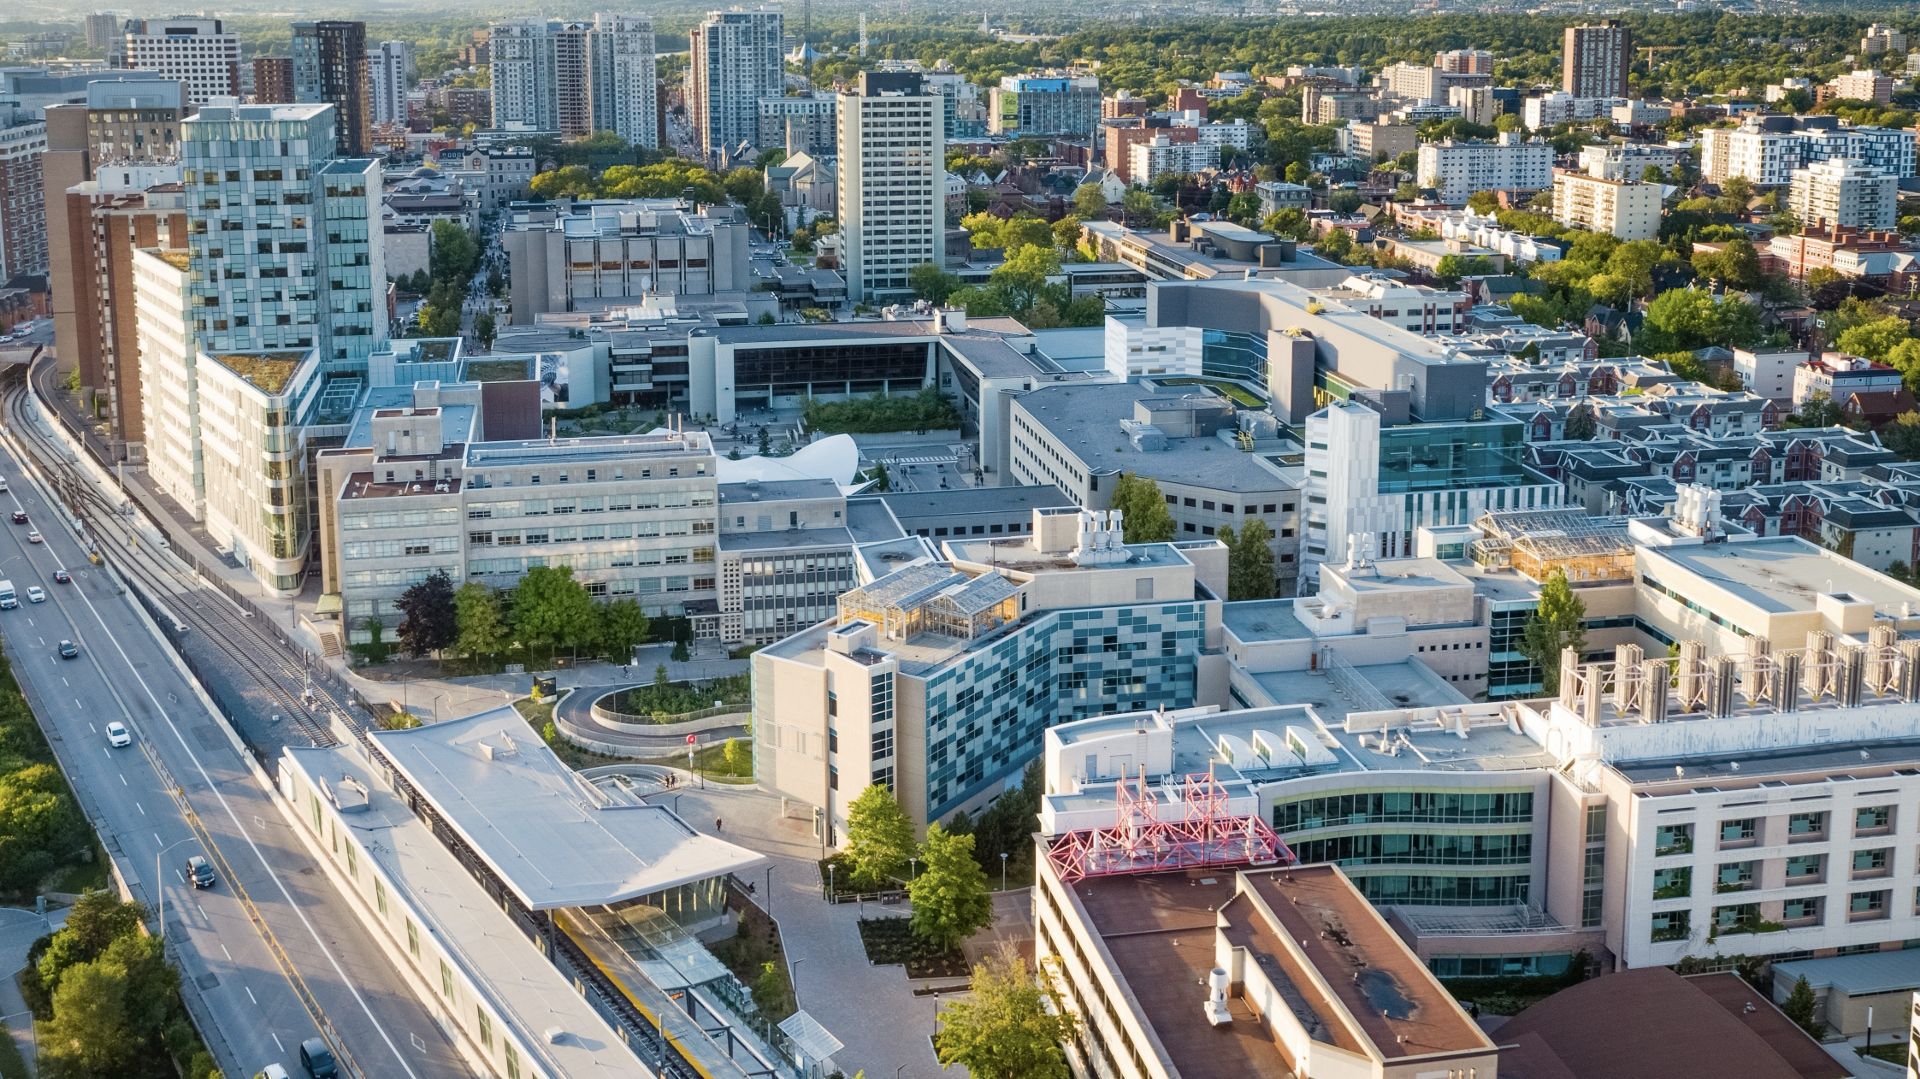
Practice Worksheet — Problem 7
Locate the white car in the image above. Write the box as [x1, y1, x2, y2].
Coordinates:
[26, 586, 43, 603]
[106, 722, 130, 747]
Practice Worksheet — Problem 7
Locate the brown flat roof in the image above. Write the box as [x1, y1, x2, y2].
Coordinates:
[1072, 864, 1489, 1079]
[1497, 967, 1842, 1079]
[1687, 973, 1849, 1079]
[1076, 868, 1296, 1079]
[1241, 867, 1488, 1058]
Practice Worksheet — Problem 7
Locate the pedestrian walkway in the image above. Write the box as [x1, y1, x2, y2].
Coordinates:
[0, 905, 65, 1076]
[646, 782, 965, 1079]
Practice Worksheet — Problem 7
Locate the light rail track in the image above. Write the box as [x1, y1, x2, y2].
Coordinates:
[2, 361, 354, 751]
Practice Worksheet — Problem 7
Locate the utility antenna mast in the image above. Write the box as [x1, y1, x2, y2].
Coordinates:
[859, 13, 868, 58]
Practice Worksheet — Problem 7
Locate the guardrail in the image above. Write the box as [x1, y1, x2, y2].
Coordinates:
[590, 693, 747, 727]
[145, 743, 370, 1079]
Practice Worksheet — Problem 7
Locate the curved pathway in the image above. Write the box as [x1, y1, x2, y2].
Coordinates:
[554, 682, 749, 753]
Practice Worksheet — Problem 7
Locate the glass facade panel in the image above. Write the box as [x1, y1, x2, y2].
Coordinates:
[1378, 421, 1534, 494]
[1200, 329, 1267, 389]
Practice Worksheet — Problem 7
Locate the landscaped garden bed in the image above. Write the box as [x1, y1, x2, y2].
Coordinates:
[857, 917, 971, 979]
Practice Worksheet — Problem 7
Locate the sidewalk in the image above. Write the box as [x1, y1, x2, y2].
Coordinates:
[646, 781, 964, 1079]
[0, 906, 65, 1076]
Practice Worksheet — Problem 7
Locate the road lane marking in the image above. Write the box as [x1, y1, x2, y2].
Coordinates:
[246, 986, 257, 1005]
[221, 944, 232, 960]
[136, 802, 144, 815]
[152, 832, 161, 847]
[118, 773, 125, 785]
[271, 1032, 283, 1052]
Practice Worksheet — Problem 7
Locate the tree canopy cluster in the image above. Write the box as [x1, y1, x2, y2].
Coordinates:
[22, 892, 221, 1079]
[376, 567, 672, 671]
[0, 649, 89, 897]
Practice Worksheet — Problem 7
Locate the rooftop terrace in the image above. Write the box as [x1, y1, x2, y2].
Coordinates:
[207, 350, 307, 395]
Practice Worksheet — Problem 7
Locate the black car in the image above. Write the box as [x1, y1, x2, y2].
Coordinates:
[299, 1037, 337, 1079]
[9, 511, 23, 524]
[185, 855, 214, 888]
[57, 640, 76, 659]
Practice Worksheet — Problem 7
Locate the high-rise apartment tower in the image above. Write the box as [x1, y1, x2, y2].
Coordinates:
[836, 71, 944, 304]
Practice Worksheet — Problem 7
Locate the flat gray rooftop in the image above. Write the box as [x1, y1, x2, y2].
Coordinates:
[1221, 598, 1311, 642]
[1015, 383, 1297, 495]
[717, 526, 854, 553]
[282, 742, 652, 1078]
[718, 477, 839, 504]
[1610, 735, 1920, 786]
[876, 483, 1075, 524]
[1642, 536, 1920, 618]
[371, 708, 763, 910]
[946, 536, 1189, 571]
[1772, 951, 1920, 996]
[844, 498, 905, 543]
[465, 434, 712, 469]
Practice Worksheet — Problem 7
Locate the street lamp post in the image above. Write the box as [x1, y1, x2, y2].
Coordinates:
[1000, 851, 1009, 892]
[828, 863, 836, 903]
[765, 865, 775, 917]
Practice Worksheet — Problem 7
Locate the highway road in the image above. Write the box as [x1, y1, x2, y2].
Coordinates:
[0, 383, 475, 1079]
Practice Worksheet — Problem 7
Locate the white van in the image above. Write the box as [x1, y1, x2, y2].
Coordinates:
[0, 580, 16, 609]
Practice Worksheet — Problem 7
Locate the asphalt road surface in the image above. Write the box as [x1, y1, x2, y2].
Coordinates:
[0, 418, 474, 1079]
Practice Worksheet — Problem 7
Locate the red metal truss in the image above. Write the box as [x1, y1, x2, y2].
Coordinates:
[1046, 771, 1293, 884]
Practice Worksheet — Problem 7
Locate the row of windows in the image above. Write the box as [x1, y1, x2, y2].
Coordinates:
[1274, 791, 1536, 832]
[1291, 831, 1532, 867]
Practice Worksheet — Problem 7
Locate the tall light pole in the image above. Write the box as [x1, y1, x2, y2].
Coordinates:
[764, 865, 775, 917]
[1000, 851, 1009, 892]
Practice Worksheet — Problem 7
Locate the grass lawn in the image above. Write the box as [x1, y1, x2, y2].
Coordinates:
[514, 697, 634, 770]
[46, 839, 109, 894]
[638, 738, 755, 782]
[857, 917, 971, 979]
[1859, 1042, 1906, 1065]
[1153, 377, 1266, 408]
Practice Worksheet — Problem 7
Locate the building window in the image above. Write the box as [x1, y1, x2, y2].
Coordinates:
[477, 1009, 491, 1050]
[872, 766, 895, 792]
[375, 879, 387, 916]
[440, 959, 455, 1000]
[1650, 910, 1689, 941]
[406, 918, 419, 959]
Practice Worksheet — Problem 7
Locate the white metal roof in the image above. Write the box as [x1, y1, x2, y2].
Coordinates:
[371, 707, 764, 910]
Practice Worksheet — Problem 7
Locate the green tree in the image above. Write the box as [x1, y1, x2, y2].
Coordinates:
[1316, 225, 1355, 262]
[908, 262, 961, 306]
[1466, 190, 1499, 214]
[1052, 214, 1085, 252]
[429, 220, 481, 284]
[474, 312, 497, 350]
[722, 737, 750, 776]
[1563, 403, 1598, 441]
[988, 244, 1061, 311]
[513, 565, 596, 662]
[1781, 975, 1822, 1039]
[909, 822, 994, 951]
[1788, 392, 1846, 429]
[599, 600, 650, 662]
[1109, 472, 1175, 543]
[453, 582, 508, 664]
[1836, 316, 1913, 363]
[38, 957, 136, 1079]
[844, 783, 916, 889]
[1519, 569, 1587, 695]
[1884, 412, 1920, 459]
[1218, 519, 1275, 601]
[1121, 187, 1156, 222]
[1073, 182, 1109, 219]
[932, 950, 1076, 1079]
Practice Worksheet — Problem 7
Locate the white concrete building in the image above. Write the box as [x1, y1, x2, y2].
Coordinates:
[488, 18, 561, 133]
[1790, 158, 1897, 231]
[133, 247, 201, 522]
[836, 71, 943, 304]
[122, 17, 241, 106]
[1522, 91, 1626, 131]
[1417, 132, 1553, 204]
[369, 40, 410, 126]
[1701, 126, 1801, 187]
[1552, 171, 1663, 241]
[688, 8, 784, 162]
[1128, 134, 1214, 188]
[587, 13, 659, 149]
[1580, 142, 1684, 181]
[1732, 347, 1808, 406]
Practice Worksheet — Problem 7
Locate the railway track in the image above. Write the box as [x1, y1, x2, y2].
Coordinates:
[1, 362, 351, 750]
